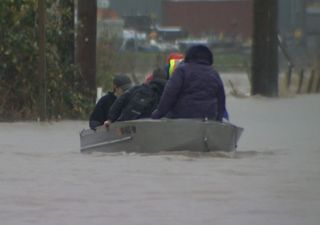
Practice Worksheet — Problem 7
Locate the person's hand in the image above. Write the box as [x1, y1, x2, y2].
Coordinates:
[103, 120, 111, 128]
[151, 109, 160, 119]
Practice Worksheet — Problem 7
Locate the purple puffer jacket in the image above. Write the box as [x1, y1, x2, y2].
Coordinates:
[151, 60, 226, 121]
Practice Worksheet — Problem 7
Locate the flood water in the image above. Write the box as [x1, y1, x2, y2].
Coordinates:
[1, 94, 320, 225]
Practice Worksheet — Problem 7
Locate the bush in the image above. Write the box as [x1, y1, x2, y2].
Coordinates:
[0, 0, 92, 120]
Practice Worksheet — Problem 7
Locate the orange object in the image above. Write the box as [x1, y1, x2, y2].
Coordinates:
[166, 52, 184, 63]
[167, 53, 184, 77]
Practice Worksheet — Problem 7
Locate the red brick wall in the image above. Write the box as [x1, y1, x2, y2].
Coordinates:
[163, 0, 253, 39]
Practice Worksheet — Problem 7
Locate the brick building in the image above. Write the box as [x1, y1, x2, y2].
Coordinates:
[162, 0, 253, 39]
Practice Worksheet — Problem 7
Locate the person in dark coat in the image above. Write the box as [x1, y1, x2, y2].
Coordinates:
[107, 68, 167, 123]
[151, 44, 227, 121]
[89, 74, 132, 129]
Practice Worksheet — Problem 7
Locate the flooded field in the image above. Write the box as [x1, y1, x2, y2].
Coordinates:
[1, 94, 320, 225]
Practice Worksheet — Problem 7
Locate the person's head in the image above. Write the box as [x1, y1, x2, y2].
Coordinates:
[152, 68, 167, 80]
[143, 68, 167, 84]
[166, 52, 184, 78]
[184, 44, 213, 65]
[143, 73, 153, 85]
[112, 74, 132, 97]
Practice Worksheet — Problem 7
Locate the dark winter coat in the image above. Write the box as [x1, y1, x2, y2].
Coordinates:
[89, 92, 116, 129]
[108, 79, 166, 122]
[151, 45, 226, 121]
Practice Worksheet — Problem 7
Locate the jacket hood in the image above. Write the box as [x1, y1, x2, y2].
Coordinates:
[184, 44, 213, 65]
[149, 79, 167, 95]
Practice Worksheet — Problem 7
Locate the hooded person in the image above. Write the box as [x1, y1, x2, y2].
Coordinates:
[147, 68, 167, 102]
[107, 68, 167, 123]
[89, 74, 132, 129]
[151, 44, 227, 121]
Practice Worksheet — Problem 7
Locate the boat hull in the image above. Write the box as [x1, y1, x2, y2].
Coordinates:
[80, 119, 243, 153]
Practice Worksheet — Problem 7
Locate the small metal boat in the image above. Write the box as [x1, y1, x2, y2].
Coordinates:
[80, 119, 243, 153]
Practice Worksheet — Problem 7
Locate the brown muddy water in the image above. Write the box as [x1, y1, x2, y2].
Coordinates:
[1, 94, 320, 225]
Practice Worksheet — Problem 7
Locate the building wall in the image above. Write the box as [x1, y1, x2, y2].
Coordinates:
[162, 0, 253, 38]
[109, 0, 163, 21]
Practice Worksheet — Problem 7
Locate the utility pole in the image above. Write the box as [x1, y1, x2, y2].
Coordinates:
[37, 0, 47, 120]
[76, 0, 97, 102]
[251, 0, 279, 97]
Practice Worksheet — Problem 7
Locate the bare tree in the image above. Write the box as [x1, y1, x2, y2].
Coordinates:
[251, 0, 278, 97]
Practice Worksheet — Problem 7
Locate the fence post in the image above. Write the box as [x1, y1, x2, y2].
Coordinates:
[297, 68, 304, 94]
[316, 71, 320, 93]
[307, 70, 315, 93]
[96, 87, 102, 103]
[287, 64, 293, 89]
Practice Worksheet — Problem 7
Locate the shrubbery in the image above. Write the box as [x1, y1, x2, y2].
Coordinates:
[0, 0, 92, 121]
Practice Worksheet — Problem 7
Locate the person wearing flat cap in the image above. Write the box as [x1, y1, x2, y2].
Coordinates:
[89, 74, 132, 130]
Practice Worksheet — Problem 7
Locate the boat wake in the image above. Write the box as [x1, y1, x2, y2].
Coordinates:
[84, 149, 279, 160]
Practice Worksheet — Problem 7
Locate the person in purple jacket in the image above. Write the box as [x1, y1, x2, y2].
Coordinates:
[151, 44, 227, 121]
